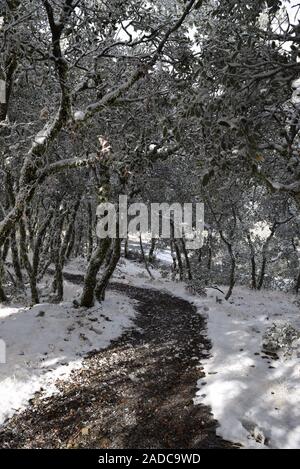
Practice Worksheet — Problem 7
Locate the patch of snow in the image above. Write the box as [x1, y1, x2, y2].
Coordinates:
[194, 287, 300, 449]
[34, 131, 47, 146]
[156, 249, 173, 264]
[73, 110, 85, 121]
[0, 280, 136, 425]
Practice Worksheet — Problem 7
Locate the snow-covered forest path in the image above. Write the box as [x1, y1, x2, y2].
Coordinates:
[0, 278, 236, 449]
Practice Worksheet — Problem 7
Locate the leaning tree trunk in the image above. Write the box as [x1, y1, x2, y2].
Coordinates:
[65, 228, 75, 260]
[80, 238, 111, 307]
[95, 237, 121, 302]
[104, 243, 113, 267]
[80, 158, 113, 307]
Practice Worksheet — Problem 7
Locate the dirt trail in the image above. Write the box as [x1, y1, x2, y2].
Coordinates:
[0, 280, 237, 449]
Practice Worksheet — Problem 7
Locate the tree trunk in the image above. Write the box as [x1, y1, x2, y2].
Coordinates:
[80, 238, 111, 307]
[30, 212, 53, 303]
[124, 237, 129, 258]
[65, 228, 75, 260]
[180, 237, 192, 280]
[170, 220, 183, 280]
[2, 237, 10, 263]
[61, 198, 81, 264]
[139, 234, 154, 279]
[148, 238, 157, 263]
[104, 244, 113, 267]
[257, 257, 267, 291]
[207, 232, 212, 270]
[219, 228, 235, 301]
[10, 229, 23, 285]
[174, 240, 183, 280]
[257, 224, 276, 290]
[170, 240, 177, 271]
[95, 237, 121, 302]
[51, 212, 66, 301]
[225, 243, 236, 301]
[198, 247, 202, 264]
[87, 201, 94, 261]
[81, 159, 112, 307]
[0, 256, 7, 302]
[247, 232, 257, 289]
[19, 218, 40, 303]
[295, 270, 300, 294]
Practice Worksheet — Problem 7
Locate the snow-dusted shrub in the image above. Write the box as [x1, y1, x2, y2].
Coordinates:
[262, 322, 300, 358]
[264, 276, 295, 293]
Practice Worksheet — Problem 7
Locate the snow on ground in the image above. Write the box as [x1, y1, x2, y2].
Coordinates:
[194, 287, 300, 449]
[0, 279, 136, 425]
[124, 238, 173, 265]
[3, 250, 299, 448]
[155, 249, 173, 264]
[113, 257, 300, 449]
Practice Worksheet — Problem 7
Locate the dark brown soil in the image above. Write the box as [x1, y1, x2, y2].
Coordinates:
[0, 282, 237, 449]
